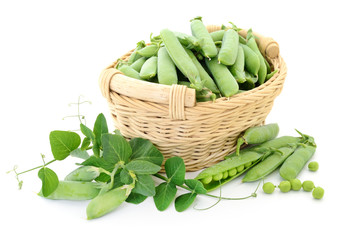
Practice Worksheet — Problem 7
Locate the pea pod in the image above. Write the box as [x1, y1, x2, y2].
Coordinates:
[86, 185, 131, 220]
[118, 65, 142, 80]
[157, 47, 178, 85]
[184, 48, 220, 93]
[210, 30, 225, 42]
[246, 29, 267, 85]
[130, 57, 146, 72]
[64, 166, 101, 182]
[229, 45, 246, 83]
[160, 28, 203, 91]
[190, 17, 217, 58]
[243, 146, 297, 182]
[236, 123, 279, 155]
[279, 144, 317, 180]
[38, 181, 102, 200]
[136, 44, 159, 57]
[240, 43, 260, 77]
[174, 31, 200, 50]
[178, 81, 216, 102]
[205, 56, 239, 97]
[127, 40, 145, 65]
[139, 56, 157, 80]
[195, 150, 264, 191]
[218, 29, 239, 66]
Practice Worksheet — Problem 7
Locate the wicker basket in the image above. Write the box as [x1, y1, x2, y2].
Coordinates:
[98, 25, 287, 172]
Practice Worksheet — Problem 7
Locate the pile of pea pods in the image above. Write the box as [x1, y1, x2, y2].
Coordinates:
[116, 16, 278, 102]
[194, 123, 324, 199]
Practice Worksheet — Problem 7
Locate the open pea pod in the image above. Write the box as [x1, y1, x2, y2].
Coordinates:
[195, 150, 264, 192]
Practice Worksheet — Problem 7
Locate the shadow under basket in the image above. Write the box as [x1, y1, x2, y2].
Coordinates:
[98, 25, 287, 172]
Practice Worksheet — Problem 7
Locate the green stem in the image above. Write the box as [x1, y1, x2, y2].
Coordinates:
[17, 159, 57, 176]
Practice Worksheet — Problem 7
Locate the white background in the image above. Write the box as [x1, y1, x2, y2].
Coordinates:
[1, 0, 342, 239]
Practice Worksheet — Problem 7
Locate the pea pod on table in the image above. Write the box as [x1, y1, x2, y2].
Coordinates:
[64, 166, 101, 182]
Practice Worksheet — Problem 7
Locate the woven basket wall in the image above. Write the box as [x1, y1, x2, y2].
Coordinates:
[99, 25, 287, 172]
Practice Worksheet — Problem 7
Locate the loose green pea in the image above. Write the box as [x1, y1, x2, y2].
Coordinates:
[302, 180, 315, 192]
[278, 181, 291, 193]
[228, 168, 237, 177]
[237, 165, 245, 172]
[290, 179, 302, 191]
[202, 176, 212, 185]
[312, 187, 324, 199]
[213, 172, 223, 181]
[263, 182, 275, 194]
[308, 161, 319, 172]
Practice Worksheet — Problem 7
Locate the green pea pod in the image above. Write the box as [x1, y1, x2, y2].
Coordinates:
[243, 146, 297, 182]
[139, 56, 158, 80]
[279, 144, 317, 180]
[174, 31, 200, 50]
[229, 45, 246, 83]
[266, 69, 278, 81]
[178, 81, 216, 102]
[244, 71, 258, 83]
[184, 48, 220, 93]
[205, 56, 239, 97]
[38, 181, 102, 200]
[118, 65, 142, 80]
[246, 29, 267, 85]
[160, 28, 203, 91]
[130, 57, 146, 72]
[157, 47, 178, 85]
[240, 43, 260, 77]
[218, 29, 239, 66]
[195, 150, 264, 191]
[86, 185, 131, 220]
[137, 44, 159, 57]
[264, 57, 271, 74]
[190, 17, 218, 58]
[64, 166, 101, 182]
[127, 40, 146, 65]
[258, 136, 301, 149]
[236, 123, 280, 155]
[210, 30, 225, 42]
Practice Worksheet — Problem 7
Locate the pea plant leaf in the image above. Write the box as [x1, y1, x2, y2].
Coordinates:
[153, 182, 177, 211]
[174, 193, 197, 212]
[80, 123, 95, 142]
[165, 156, 186, 186]
[93, 113, 108, 147]
[120, 168, 133, 184]
[38, 167, 59, 197]
[70, 148, 90, 160]
[184, 179, 207, 194]
[102, 133, 132, 165]
[132, 174, 156, 197]
[125, 160, 161, 175]
[129, 138, 164, 166]
[80, 137, 91, 151]
[49, 130, 81, 160]
[126, 192, 148, 205]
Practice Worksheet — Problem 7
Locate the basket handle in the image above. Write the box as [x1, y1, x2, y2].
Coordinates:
[99, 67, 196, 119]
[206, 25, 279, 59]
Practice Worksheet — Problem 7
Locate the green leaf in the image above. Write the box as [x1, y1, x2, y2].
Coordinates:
[93, 113, 108, 147]
[38, 167, 59, 197]
[184, 179, 207, 194]
[49, 131, 81, 160]
[80, 123, 95, 142]
[175, 193, 197, 212]
[153, 182, 177, 211]
[81, 155, 113, 172]
[126, 192, 148, 204]
[80, 137, 91, 151]
[92, 143, 100, 157]
[120, 168, 133, 184]
[132, 174, 156, 197]
[165, 156, 186, 186]
[70, 148, 90, 160]
[125, 160, 161, 174]
[129, 138, 164, 166]
[102, 133, 132, 165]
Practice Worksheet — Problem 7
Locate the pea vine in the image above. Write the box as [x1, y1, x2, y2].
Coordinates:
[9, 99, 259, 219]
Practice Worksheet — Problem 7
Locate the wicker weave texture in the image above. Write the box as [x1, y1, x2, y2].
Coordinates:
[99, 26, 287, 172]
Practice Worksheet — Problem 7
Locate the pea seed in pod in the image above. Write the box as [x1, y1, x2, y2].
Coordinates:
[312, 187, 324, 199]
[205, 56, 239, 97]
[278, 181, 291, 193]
[228, 168, 237, 177]
[308, 161, 319, 172]
[139, 56, 158, 80]
[263, 182, 275, 194]
[302, 180, 315, 192]
[213, 172, 223, 181]
[202, 176, 212, 185]
[290, 179, 302, 191]
[157, 47, 178, 85]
